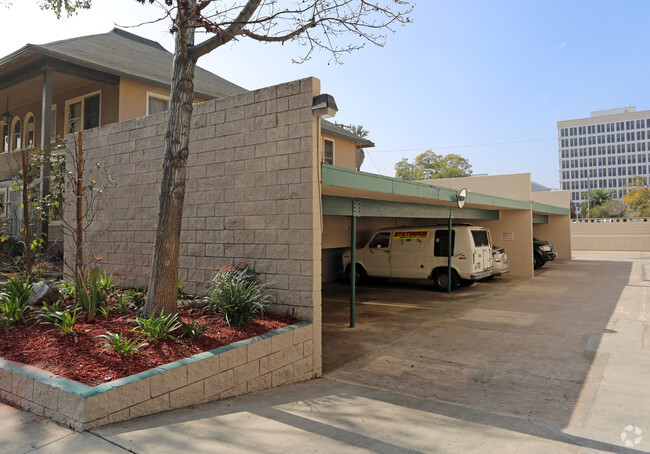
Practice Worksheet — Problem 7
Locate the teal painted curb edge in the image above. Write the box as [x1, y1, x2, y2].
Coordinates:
[0, 321, 311, 399]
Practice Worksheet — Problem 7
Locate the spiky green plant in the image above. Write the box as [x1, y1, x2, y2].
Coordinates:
[204, 266, 271, 327]
[133, 311, 182, 342]
[74, 267, 104, 322]
[98, 332, 147, 356]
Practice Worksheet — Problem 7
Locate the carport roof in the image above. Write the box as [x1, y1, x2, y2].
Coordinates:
[321, 165, 570, 216]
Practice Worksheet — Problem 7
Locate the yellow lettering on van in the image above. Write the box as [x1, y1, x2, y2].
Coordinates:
[393, 231, 429, 240]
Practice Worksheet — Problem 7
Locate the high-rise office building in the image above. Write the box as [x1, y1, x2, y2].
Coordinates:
[557, 106, 650, 205]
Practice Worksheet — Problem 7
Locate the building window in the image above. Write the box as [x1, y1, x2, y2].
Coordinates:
[24, 113, 35, 146]
[65, 92, 101, 133]
[146, 93, 170, 115]
[11, 117, 21, 150]
[324, 139, 334, 165]
[1, 122, 8, 153]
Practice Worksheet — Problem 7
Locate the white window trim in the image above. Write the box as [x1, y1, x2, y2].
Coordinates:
[0, 120, 8, 154]
[146, 92, 170, 115]
[24, 112, 35, 147]
[64, 90, 102, 134]
[324, 138, 335, 165]
[10, 116, 22, 151]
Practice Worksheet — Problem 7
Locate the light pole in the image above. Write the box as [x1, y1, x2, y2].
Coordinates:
[587, 170, 591, 219]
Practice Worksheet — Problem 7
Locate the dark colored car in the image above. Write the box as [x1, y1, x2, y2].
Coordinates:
[533, 238, 556, 268]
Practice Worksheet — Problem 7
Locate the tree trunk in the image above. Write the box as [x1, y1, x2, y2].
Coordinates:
[143, 11, 197, 317]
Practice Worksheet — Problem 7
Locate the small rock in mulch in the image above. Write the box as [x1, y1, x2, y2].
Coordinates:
[27, 280, 60, 306]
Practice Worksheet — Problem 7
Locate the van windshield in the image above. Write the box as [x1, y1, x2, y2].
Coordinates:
[471, 230, 489, 247]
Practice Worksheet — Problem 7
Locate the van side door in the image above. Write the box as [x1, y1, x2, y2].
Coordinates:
[364, 231, 391, 278]
[391, 230, 434, 279]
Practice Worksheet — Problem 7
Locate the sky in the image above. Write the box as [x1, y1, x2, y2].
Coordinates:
[2, 1, 650, 189]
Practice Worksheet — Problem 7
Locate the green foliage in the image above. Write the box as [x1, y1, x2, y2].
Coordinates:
[395, 150, 472, 181]
[98, 270, 115, 300]
[204, 266, 271, 327]
[579, 189, 617, 217]
[178, 317, 210, 339]
[177, 274, 186, 300]
[57, 281, 76, 300]
[98, 332, 147, 356]
[623, 176, 650, 217]
[133, 311, 182, 342]
[0, 277, 32, 331]
[74, 267, 103, 322]
[119, 287, 146, 312]
[98, 305, 110, 320]
[38, 0, 92, 19]
[34, 302, 79, 338]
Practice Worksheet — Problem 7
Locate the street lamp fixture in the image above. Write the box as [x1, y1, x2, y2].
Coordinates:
[1, 95, 12, 124]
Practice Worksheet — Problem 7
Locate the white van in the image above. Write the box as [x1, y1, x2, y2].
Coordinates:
[342, 224, 493, 290]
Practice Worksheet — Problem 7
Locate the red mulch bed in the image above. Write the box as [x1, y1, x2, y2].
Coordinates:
[0, 302, 299, 386]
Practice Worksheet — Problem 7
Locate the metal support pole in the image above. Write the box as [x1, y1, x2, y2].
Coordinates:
[350, 214, 356, 328]
[447, 209, 453, 294]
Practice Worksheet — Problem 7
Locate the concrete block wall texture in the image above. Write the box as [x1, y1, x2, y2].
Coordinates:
[571, 218, 650, 251]
[0, 322, 312, 431]
[64, 77, 323, 374]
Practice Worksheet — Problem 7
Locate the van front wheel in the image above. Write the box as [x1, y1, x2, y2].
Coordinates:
[346, 265, 367, 285]
[433, 269, 458, 291]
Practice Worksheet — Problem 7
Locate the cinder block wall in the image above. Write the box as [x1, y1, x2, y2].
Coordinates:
[571, 218, 650, 251]
[63, 78, 322, 363]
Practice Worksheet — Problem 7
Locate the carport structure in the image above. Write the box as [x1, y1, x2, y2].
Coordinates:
[320, 167, 571, 288]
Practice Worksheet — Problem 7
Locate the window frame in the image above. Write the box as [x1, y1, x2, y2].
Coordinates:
[146, 92, 170, 115]
[10, 116, 22, 151]
[324, 138, 335, 165]
[64, 90, 102, 134]
[24, 112, 35, 147]
[0, 120, 8, 153]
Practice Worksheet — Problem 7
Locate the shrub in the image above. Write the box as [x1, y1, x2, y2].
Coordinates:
[98, 332, 147, 356]
[204, 266, 271, 327]
[120, 286, 146, 311]
[98, 270, 115, 301]
[178, 317, 210, 339]
[133, 311, 182, 342]
[34, 301, 79, 338]
[0, 277, 33, 331]
[74, 268, 104, 322]
[57, 281, 76, 300]
[177, 274, 186, 300]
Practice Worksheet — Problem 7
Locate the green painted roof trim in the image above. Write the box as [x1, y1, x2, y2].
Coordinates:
[322, 165, 531, 211]
[322, 195, 499, 220]
[532, 202, 570, 215]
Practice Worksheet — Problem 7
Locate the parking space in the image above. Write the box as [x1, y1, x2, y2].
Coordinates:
[321, 256, 636, 429]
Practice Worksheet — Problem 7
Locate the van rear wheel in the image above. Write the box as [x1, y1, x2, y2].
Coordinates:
[433, 269, 458, 291]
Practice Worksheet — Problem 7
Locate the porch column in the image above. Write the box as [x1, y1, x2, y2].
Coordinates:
[40, 67, 53, 252]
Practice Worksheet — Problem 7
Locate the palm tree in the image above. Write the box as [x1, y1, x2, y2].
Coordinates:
[579, 188, 616, 218]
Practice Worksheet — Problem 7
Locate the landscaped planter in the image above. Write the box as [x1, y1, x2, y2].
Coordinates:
[0, 321, 313, 431]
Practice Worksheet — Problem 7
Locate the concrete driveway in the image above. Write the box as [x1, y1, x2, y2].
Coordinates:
[322, 251, 650, 452]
